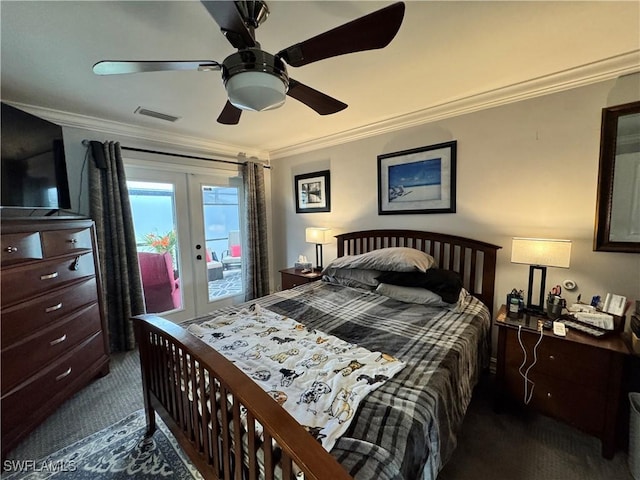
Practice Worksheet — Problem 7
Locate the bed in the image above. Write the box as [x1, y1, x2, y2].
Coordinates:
[133, 229, 501, 480]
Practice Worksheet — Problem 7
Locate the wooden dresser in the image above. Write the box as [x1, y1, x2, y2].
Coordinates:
[494, 305, 631, 458]
[1, 217, 109, 458]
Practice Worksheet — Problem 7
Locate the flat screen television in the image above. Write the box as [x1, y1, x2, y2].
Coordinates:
[1, 102, 71, 210]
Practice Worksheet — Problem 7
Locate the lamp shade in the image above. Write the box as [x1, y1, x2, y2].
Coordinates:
[511, 238, 571, 268]
[305, 227, 333, 244]
[226, 71, 286, 111]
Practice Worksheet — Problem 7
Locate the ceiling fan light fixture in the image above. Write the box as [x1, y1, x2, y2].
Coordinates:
[222, 49, 288, 112]
[226, 71, 286, 111]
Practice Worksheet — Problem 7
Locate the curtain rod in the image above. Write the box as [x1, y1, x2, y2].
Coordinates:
[82, 141, 270, 169]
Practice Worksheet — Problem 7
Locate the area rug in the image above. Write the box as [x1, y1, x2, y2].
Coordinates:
[2, 410, 202, 480]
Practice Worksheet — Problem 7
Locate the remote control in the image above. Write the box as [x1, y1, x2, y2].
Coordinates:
[552, 321, 567, 337]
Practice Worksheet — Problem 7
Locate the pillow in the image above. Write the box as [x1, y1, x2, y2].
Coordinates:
[375, 283, 447, 305]
[376, 268, 463, 304]
[322, 267, 382, 290]
[324, 247, 436, 273]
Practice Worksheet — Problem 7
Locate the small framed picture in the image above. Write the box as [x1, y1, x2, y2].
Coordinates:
[295, 170, 331, 213]
[378, 141, 457, 215]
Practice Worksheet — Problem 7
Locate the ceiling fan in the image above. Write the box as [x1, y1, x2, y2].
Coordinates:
[92, 1, 405, 125]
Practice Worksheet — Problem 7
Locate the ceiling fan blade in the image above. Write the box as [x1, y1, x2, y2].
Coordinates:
[201, 1, 257, 49]
[93, 61, 221, 75]
[277, 2, 405, 68]
[287, 79, 347, 115]
[217, 101, 243, 125]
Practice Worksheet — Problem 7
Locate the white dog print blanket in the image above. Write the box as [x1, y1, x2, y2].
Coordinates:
[187, 304, 405, 452]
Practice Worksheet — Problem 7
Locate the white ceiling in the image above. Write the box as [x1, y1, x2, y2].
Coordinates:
[2, 1, 639, 160]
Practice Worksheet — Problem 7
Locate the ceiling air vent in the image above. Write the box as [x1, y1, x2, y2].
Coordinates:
[134, 106, 180, 123]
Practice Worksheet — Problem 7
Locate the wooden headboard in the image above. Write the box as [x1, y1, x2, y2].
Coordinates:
[336, 229, 502, 315]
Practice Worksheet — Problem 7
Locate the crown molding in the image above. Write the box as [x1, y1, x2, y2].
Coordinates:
[7, 102, 270, 161]
[269, 51, 640, 159]
[8, 51, 639, 162]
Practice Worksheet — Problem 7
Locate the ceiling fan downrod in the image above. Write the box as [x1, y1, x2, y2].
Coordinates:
[235, 0, 269, 29]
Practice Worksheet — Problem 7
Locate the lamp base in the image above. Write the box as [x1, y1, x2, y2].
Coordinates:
[315, 243, 324, 272]
[526, 265, 547, 315]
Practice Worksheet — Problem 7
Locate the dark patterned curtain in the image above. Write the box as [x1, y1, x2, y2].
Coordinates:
[242, 161, 270, 300]
[89, 141, 145, 352]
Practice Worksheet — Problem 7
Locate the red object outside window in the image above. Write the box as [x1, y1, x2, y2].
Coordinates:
[230, 245, 241, 257]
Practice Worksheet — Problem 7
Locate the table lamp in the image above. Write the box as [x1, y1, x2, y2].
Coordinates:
[305, 227, 332, 271]
[511, 237, 572, 313]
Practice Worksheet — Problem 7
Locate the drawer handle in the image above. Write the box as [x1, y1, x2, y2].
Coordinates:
[547, 392, 552, 398]
[40, 272, 59, 280]
[55, 367, 72, 381]
[49, 334, 67, 346]
[45, 302, 63, 313]
[549, 355, 555, 361]
[67, 238, 78, 244]
[5, 246, 18, 253]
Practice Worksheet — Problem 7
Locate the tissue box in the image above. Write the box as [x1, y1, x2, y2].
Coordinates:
[294, 262, 312, 271]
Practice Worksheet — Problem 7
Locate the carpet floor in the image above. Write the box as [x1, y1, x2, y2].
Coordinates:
[438, 377, 633, 480]
[4, 351, 634, 479]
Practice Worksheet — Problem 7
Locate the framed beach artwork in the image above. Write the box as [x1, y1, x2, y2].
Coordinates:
[295, 170, 331, 213]
[377, 141, 457, 215]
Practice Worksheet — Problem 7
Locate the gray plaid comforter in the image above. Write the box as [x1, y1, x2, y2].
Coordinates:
[195, 281, 490, 480]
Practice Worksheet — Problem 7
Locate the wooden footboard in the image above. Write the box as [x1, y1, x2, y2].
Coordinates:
[133, 314, 353, 480]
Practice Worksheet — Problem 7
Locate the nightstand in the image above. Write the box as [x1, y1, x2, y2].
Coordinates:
[279, 268, 322, 290]
[494, 305, 632, 458]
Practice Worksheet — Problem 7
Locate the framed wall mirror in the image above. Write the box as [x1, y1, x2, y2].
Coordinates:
[594, 100, 640, 253]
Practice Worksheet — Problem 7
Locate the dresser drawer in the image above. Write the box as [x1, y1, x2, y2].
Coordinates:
[1, 277, 99, 348]
[504, 367, 606, 435]
[504, 329, 610, 389]
[41, 228, 93, 257]
[1, 332, 106, 437]
[1, 252, 96, 307]
[1, 303, 102, 391]
[1, 232, 43, 266]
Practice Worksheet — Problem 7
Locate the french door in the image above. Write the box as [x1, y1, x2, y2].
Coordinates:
[125, 165, 244, 323]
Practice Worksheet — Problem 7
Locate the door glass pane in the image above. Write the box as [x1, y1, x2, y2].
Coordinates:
[128, 181, 182, 313]
[202, 185, 243, 301]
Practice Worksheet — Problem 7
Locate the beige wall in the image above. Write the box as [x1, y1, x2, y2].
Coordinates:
[270, 76, 640, 322]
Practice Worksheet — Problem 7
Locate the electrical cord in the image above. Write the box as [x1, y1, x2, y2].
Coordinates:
[517, 324, 544, 405]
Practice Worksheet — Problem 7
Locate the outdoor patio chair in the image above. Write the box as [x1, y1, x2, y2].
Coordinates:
[138, 251, 180, 313]
[206, 249, 223, 281]
[221, 230, 242, 270]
